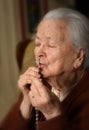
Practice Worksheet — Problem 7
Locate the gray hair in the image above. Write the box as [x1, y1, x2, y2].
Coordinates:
[42, 8, 89, 70]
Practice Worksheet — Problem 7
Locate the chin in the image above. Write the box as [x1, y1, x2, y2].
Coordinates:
[41, 71, 49, 78]
[41, 68, 54, 78]
[42, 72, 53, 79]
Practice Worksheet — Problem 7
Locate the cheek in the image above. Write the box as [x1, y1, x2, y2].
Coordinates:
[46, 50, 74, 76]
[50, 58, 64, 73]
[43, 53, 64, 77]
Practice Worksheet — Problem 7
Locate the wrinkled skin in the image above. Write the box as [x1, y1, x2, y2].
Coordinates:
[18, 18, 85, 120]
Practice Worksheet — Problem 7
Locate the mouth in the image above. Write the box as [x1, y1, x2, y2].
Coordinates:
[36, 59, 47, 69]
[38, 63, 44, 68]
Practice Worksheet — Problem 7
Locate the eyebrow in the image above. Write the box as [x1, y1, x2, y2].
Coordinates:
[36, 35, 51, 41]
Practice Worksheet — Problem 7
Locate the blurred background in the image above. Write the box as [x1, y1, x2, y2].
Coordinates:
[0, 0, 89, 123]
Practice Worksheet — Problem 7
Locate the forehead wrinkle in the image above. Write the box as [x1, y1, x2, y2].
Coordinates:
[36, 19, 69, 43]
[36, 34, 51, 45]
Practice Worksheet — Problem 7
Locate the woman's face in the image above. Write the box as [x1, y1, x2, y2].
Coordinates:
[34, 19, 77, 78]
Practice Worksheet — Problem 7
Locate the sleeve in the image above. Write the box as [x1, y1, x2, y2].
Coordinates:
[0, 93, 35, 130]
[38, 93, 89, 130]
[39, 115, 67, 130]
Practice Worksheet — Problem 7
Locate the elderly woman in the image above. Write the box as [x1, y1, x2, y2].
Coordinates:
[1, 8, 89, 130]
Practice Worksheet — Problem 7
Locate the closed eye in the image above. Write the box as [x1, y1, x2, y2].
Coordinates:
[47, 44, 57, 48]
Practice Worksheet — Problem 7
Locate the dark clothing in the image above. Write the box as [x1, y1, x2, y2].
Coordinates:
[0, 70, 89, 130]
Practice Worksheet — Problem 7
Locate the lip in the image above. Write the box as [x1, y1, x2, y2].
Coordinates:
[39, 63, 45, 68]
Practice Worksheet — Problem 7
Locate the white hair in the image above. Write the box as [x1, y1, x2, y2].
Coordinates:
[42, 8, 89, 70]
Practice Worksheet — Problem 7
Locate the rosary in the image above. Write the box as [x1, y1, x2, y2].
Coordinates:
[35, 108, 39, 130]
[35, 59, 40, 130]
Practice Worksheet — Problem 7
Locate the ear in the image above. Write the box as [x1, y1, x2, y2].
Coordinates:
[73, 48, 85, 70]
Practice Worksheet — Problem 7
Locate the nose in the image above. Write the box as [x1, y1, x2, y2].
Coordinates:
[36, 45, 46, 59]
[38, 49, 45, 58]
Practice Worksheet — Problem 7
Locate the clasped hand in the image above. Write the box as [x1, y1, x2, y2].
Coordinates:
[18, 67, 61, 120]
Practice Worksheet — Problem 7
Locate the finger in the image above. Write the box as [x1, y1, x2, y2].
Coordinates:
[31, 76, 50, 98]
[18, 75, 32, 93]
[29, 90, 37, 107]
[25, 67, 41, 78]
[30, 83, 41, 97]
[18, 75, 31, 87]
[18, 67, 40, 89]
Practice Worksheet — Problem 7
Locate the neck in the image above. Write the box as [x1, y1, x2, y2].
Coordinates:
[46, 70, 85, 101]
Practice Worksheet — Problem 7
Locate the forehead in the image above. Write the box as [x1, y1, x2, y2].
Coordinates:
[36, 18, 69, 41]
